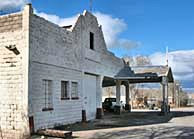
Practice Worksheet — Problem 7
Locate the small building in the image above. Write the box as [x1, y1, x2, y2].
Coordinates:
[103, 65, 174, 108]
[0, 4, 174, 139]
[0, 4, 124, 138]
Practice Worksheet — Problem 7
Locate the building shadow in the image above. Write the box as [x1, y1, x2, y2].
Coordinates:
[54, 110, 194, 132]
[91, 126, 194, 139]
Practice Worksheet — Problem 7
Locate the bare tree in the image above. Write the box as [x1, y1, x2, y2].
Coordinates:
[135, 56, 152, 66]
[179, 89, 189, 106]
[123, 55, 151, 66]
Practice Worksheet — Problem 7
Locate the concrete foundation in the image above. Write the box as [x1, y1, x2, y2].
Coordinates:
[114, 105, 121, 115]
[96, 108, 103, 119]
[82, 110, 87, 122]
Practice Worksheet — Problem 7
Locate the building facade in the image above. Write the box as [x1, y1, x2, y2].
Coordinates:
[0, 4, 124, 139]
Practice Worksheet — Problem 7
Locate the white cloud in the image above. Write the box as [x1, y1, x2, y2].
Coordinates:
[116, 39, 141, 50]
[0, 0, 29, 10]
[94, 12, 141, 49]
[35, 10, 78, 27]
[35, 10, 140, 49]
[149, 50, 194, 81]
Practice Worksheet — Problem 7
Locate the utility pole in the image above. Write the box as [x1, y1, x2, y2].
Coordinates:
[89, 0, 93, 12]
[166, 46, 169, 112]
[166, 46, 169, 66]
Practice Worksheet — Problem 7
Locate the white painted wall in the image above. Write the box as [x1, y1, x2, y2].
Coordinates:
[28, 12, 85, 130]
[0, 6, 30, 139]
[0, 4, 125, 137]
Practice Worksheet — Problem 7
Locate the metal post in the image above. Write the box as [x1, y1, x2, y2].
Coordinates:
[178, 86, 180, 107]
[166, 82, 169, 112]
[161, 76, 168, 115]
[116, 80, 121, 105]
[115, 80, 121, 114]
[125, 84, 129, 105]
[162, 84, 166, 114]
[125, 83, 131, 111]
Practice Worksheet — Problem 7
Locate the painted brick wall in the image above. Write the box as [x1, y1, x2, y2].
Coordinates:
[0, 4, 125, 138]
[0, 13, 22, 33]
[29, 14, 83, 131]
[0, 12, 29, 139]
[29, 63, 82, 130]
[28, 9, 124, 131]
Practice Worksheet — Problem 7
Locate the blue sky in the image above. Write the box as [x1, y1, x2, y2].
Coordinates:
[30, 0, 194, 56]
[32, 0, 194, 91]
[0, 0, 194, 91]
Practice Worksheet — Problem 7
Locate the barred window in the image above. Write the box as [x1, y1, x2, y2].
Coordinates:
[42, 79, 53, 111]
[61, 81, 69, 99]
[71, 82, 78, 99]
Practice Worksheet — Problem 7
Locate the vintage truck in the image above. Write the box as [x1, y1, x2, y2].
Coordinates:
[102, 98, 125, 112]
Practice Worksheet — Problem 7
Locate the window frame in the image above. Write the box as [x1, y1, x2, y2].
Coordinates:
[42, 79, 53, 111]
[71, 81, 79, 100]
[61, 80, 70, 100]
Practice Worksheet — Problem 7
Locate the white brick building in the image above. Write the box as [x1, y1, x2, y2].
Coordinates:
[0, 4, 124, 138]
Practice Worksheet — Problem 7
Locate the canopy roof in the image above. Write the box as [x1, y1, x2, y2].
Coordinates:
[114, 65, 174, 83]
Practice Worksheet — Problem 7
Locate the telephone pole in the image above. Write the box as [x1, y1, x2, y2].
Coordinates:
[166, 46, 169, 67]
[89, 0, 93, 12]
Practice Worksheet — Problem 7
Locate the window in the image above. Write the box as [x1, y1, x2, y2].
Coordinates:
[71, 82, 79, 99]
[90, 32, 94, 50]
[61, 81, 69, 100]
[42, 79, 53, 111]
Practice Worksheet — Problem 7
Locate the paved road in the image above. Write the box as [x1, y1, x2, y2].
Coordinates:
[73, 115, 194, 139]
[32, 108, 194, 139]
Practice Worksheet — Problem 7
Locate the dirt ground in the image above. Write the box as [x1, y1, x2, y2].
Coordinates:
[32, 107, 194, 139]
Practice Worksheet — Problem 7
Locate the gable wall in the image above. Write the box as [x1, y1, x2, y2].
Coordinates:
[72, 11, 124, 77]
[72, 12, 124, 120]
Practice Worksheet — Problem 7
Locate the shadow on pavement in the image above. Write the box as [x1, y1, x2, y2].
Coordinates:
[92, 125, 194, 139]
[54, 110, 194, 132]
[171, 111, 194, 117]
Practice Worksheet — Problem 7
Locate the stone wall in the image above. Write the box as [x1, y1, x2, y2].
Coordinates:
[0, 10, 29, 139]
